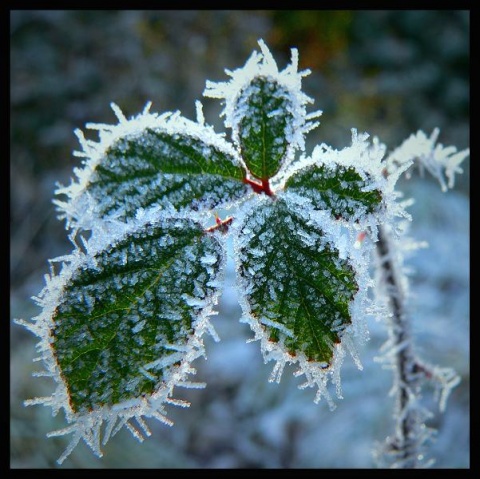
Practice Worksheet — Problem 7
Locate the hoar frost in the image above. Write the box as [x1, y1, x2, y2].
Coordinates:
[15, 38, 467, 465]
[204, 38, 322, 179]
[15, 216, 227, 464]
[232, 193, 375, 409]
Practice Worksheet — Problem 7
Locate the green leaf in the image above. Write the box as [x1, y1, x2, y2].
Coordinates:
[51, 218, 223, 414]
[86, 128, 249, 221]
[285, 164, 383, 220]
[235, 76, 295, 180]
[237, 197, 358, 365]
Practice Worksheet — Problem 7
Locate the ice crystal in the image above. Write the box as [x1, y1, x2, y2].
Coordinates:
[385, 128, 469, 192]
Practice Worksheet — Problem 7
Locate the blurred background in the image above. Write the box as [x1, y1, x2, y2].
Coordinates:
[10, 10, 469, 468]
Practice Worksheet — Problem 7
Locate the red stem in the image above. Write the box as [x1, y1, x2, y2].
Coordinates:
[243, 177, 274, 196]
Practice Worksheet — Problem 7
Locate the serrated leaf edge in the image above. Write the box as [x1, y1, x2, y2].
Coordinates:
[203, 39, 322, 163]
[54, 101, 244, 233]
[14, 215, 226, 464]
[232, 194, 377, 409]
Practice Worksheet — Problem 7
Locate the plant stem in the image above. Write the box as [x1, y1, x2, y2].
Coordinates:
[243, 177, 274, 196]
[376, 224, 424, 468]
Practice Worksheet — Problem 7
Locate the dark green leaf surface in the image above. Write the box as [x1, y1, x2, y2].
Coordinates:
[238, 198, 358, 364]
[87, 129, 249, 220]
[285, 164, 383, 220]
[52, 219, 223, 414]
[235, 76, 294, 180]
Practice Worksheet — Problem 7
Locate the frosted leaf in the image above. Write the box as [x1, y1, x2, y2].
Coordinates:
[230, 76, 295, 180]
[233, 195, 372, 406]
[15, 216, 226, 463]
[385, 128, 469, 192]
[285, 162, 384, 222]
[279, 128, 386, 180]
[278, 128, 411, 236]
[54, 103, 250, 232]
[204, 39, 322, 179]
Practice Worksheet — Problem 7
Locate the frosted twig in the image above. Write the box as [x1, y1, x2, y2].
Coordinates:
[375, 222, 460, 468]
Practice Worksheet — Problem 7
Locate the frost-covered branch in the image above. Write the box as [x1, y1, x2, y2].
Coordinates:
[373, 132, 466, 468]
[385, 128, 469, 193]
[374, 224, 434, 468]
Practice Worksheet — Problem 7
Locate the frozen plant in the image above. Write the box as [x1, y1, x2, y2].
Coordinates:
[15, 39, 469, 467]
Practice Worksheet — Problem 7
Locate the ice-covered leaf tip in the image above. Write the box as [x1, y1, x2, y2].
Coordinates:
[204, 38, 322, 187]
[16, 38, 396, 463]
[237, 197, 358, 363]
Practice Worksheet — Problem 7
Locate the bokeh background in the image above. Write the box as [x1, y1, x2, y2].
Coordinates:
[10, 10, 469, 468]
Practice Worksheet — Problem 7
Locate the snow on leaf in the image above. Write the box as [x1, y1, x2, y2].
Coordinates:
[203, 39, 322, 180]
[15, 217, 225, 463]
[234, 195, 367, 407]
[54, 103, 250, 232]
